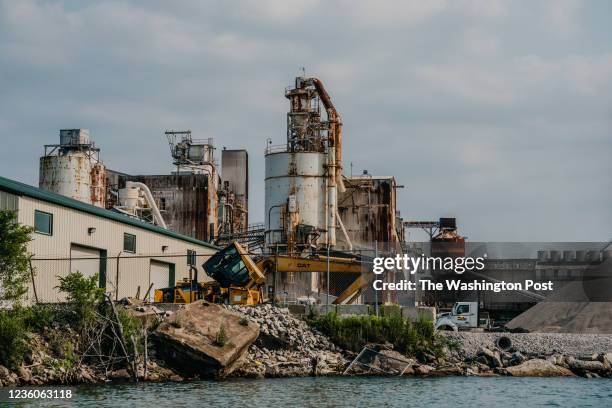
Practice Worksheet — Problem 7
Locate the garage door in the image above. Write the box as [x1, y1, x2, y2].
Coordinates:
[150, 261, 174, 301]
[71, 245, 101, 281]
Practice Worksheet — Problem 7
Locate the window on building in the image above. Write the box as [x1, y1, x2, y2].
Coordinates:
[187, 249, 196, 266]
[34, 210, 53, 235]
[159, 197, 166, 211]
[123, 233, 136, 253]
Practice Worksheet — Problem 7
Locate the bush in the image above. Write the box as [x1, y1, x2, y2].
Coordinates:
[115, 307, 143, 355]
[0, 309, 28, 370]
[0, 210, 33, 304]
[307, 312, 453, 357]
[23, 304, 55, 333]
[214, 325, 227, 347]
[56, 272, 105, 329]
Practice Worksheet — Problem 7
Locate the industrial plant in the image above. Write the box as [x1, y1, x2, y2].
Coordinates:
[2, 74, 607, 320]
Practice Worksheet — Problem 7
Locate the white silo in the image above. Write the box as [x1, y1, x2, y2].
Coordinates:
[264, 77, 345, 252]
[39, 129, 106, 207]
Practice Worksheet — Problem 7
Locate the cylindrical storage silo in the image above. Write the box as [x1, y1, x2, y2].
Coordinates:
[39, 153, 93, 204]
[265, 151, 328, 249]
[549, 250, 560, 262]
[118, 186, 140, 209]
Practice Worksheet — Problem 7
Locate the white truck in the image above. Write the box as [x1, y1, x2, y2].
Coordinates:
[435, 301, 491, 331]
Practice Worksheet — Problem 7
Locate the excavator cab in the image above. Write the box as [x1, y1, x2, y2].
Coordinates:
[202, 241, 266, 305]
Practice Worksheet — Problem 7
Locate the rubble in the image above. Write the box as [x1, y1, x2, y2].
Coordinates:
[226, 304, 347, 377]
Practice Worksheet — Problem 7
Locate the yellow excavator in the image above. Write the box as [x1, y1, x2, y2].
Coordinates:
[154, 241, 368, 305]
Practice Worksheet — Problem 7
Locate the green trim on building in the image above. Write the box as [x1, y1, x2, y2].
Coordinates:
[99, 249, 107, 289]
[168, 263, 176, 287]
[0, 175, 218, 250]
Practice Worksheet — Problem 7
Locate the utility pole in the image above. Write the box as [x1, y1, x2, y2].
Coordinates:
[374, 240, 379, 317]
[326, 243, 330, 313]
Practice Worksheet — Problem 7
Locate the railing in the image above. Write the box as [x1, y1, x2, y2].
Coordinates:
[264, 144, 289, 154]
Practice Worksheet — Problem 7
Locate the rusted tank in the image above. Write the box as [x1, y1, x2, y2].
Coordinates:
[39, 153, 93, 204]
[39, 129, 105, 207]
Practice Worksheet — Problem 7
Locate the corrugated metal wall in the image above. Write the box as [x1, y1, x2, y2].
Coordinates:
[17, 195, 216, 303]
[0, 191, 18, 211]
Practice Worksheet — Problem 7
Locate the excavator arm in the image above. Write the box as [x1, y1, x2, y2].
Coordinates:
[203, 241, 369, 305]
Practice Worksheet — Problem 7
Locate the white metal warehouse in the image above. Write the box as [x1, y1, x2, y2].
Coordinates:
[0, 176, 218, 303]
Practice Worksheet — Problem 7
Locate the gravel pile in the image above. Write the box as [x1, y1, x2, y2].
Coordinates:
[225, 304, 347, 377]
[446, 332, 612, 358]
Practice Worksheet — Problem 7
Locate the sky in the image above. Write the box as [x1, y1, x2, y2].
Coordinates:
[0, 0, 610, 242]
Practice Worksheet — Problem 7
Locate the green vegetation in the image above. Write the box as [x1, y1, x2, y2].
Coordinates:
[239, 317, 249, 326]
[169, 315, 183, 328]
[0, 210, 33, 304]
[0, 308, 29, 370]
[308, 312, 455, 357]
[23, 304, 55, 332]
[0, 211, 143, 374]
[56, 272, 105, 331]
[214, 325, 227, 347]
[0, 210, 33, 369]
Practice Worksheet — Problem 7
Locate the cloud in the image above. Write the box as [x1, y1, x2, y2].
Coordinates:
[0, 0, 610, 241]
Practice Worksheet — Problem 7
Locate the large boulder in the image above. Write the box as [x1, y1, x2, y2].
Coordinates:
[505, 359, 575, 377]
[152, 301, 259, 378]
[567, 357, 608, 376]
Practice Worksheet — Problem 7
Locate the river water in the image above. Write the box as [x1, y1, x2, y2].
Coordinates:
[16, 376, 612, 407]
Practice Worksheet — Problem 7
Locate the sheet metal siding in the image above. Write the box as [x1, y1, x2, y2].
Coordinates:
[0, 176, 215, 248]
[0, 191, 18, 211]
[337, 177, 398, 250]
[110, 172, 210, 242]
[18, 195, 216, 303]
[221, 150, 249, 228]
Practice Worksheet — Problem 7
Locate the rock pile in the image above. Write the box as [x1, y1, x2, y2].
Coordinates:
[226, 304, 347, 377]
[466, 346, 612, 378]
[447, 332, 612, 358]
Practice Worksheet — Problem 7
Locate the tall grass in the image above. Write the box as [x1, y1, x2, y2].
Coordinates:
[308, 312, 453, 357]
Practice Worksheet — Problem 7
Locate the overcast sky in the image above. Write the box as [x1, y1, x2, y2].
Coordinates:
[1, 0, 610, 241]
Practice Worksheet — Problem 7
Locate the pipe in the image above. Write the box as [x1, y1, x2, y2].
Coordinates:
[126, 181, 167, 229]
[115, 250, 123, 301]
[311, 78, 345, 193]
[336, 208, 352, 251]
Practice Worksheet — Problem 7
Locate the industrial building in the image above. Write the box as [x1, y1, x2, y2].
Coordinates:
[0, 175, 217, 304]
[38, 129, 249, 244]
[263, 77, 408, 303]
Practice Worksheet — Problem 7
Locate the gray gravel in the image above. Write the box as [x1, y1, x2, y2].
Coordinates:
[446, 332, 612, 358]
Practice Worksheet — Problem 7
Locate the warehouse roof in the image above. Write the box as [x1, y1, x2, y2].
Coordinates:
[0, 175, 218, 249]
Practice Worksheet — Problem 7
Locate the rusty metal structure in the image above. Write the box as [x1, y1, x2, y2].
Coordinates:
[218, 149, 249, 237]
[39, 129, 107, 208]
[166, 130, 218, 238]
[106, 171, 212, 240]
[337, 173, 403, 252]
[265, 76, 347, 254]
[105, 132, 250, 243]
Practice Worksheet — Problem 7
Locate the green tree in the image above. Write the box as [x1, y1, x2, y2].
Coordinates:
[0, 210, 33, 303]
